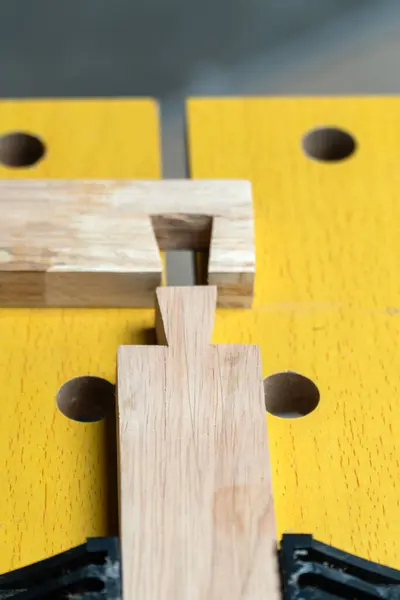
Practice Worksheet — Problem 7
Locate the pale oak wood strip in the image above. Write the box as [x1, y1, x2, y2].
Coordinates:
[0, 179, 254, 307]
[117, 286, 279, 600]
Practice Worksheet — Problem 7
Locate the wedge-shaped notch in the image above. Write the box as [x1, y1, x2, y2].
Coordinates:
[117, 286, 279, 600]
[0, 180, 255, 307]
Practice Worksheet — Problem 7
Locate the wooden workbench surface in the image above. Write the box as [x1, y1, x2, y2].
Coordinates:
[0, 97, 399, 573]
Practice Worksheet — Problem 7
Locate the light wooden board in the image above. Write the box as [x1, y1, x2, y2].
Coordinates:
[0, 179, 254, 307]
[188, 97, 400, 569]
[117, 286, 279, 600]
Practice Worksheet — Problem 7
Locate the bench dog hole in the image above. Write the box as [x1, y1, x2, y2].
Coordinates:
[302, 127, 356, 162]
[56, 376, 115, 422]
[0, 131, 46, 167]
[264, 371, 320, 418]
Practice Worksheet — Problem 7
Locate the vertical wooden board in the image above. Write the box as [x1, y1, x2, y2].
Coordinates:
[187, 97, 400, 568]
[0, 99, 160, 572]
[118, 287, 280, 600]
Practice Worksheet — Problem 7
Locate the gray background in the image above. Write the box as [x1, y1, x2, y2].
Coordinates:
[1, 1, 399, 103]
[2, 0, 400, 176]
[1, 0, 399, 281]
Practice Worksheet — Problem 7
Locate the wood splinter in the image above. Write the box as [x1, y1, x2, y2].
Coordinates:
[117, 286, 280, 600]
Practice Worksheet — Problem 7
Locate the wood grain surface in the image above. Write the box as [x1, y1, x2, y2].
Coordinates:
[0, 179, 254, 307]
[188, 97, 400, 570]
[117, 286, 279, 600]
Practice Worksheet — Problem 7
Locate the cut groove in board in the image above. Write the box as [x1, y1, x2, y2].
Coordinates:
[0, 179, 254, 307]
[117, 286, 280, 600]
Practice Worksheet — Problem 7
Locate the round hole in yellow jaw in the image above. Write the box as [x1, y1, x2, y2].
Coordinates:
[0, 131, 46, 167]
[56, 376, 115, 423]
[302, 127, 356, 162]
[263, 372, 320, 418]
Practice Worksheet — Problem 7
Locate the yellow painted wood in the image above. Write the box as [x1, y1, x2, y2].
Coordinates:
[188, 97, 400, 569]
[2, 95, 399, 580]
[0, 99, 160, 571]
[0, 98, 160, 179]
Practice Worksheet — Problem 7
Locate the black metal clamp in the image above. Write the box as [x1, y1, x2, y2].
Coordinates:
[280, 534, 400, 599]
[0, 537, 121, 600]
[1, 533, 400, 599]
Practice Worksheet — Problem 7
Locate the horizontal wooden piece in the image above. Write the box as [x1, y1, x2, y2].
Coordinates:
[0, 179, 254, 307]
[117, 286, 279, 600]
